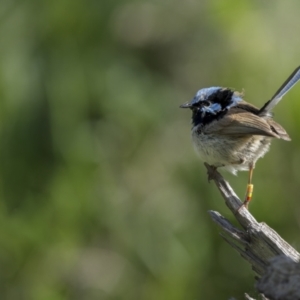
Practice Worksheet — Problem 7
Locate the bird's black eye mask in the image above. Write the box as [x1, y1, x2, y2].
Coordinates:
[188, 88, 242, 126]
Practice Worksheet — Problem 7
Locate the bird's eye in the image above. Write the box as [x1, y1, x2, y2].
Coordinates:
[202, 101, 210, 107]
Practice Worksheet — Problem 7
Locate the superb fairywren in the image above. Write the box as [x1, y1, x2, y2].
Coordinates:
[180, 67, 300, 208]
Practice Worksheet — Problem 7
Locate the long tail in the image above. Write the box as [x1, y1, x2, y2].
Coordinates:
[259, 66, 300, 116]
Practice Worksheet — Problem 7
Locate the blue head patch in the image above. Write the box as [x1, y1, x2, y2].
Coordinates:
[180, 87, 243, 126]
[191, 87, 221, 105]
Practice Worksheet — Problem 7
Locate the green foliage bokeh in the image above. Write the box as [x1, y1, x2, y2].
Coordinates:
[1, 0, 300, 299]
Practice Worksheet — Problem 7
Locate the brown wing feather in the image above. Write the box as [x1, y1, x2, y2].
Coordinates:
[267, 119, 291, 141]
[204, 108, 289, 140]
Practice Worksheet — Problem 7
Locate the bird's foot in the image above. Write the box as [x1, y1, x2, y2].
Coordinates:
[205, 163, 218, 182]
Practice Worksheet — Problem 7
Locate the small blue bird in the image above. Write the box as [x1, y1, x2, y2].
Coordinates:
[180, 67, 300, 208]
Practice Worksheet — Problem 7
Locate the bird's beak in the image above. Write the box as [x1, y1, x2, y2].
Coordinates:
[179, 102, 192, 108]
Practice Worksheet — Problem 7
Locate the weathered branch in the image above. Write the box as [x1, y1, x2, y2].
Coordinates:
[204, 163, 300, 300]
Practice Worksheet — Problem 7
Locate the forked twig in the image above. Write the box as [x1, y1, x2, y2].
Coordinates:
[204, 163, 300, 300]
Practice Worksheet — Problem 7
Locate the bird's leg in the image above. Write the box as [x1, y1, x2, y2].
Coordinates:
[243, 162, 254, 209]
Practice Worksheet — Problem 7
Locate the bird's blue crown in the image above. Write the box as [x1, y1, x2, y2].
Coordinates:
[182, 87, 243, 126]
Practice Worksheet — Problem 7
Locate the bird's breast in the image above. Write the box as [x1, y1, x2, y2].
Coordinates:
[191, 126, 272, 173]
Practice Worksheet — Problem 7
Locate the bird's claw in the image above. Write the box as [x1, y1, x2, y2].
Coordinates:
[205, 163, 217, 182]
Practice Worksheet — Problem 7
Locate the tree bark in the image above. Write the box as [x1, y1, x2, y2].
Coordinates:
[204, 163, 300, 300]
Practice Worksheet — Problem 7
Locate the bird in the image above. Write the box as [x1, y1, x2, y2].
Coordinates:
[180, 66, 300, 208]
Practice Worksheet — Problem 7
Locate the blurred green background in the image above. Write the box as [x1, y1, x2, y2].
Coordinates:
[1, 0, 300, 299]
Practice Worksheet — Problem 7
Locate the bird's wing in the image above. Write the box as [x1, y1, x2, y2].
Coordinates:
[204, 109, 290, 140]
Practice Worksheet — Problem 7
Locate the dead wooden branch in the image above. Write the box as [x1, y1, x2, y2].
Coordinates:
[204, 163, 300, 300]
